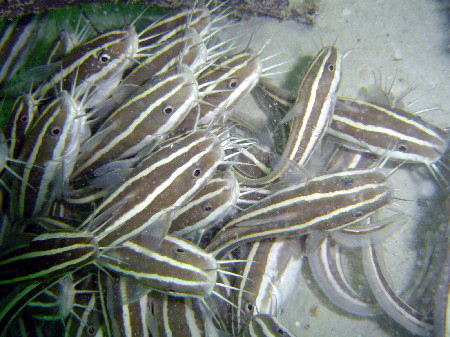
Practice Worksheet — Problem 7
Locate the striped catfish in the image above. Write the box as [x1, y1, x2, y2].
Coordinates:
[10, 91, 87, 220]
[0, 14, 38, 85]
[206, 169, 391, 257]
[138, 6, 211, 48]
[61, 272, 102, 337]
[232, 238, 303, 336]
[170, 169, 240, 238]
[433, 237, 450, 337]
[73, 66, 199, 179]
[239, 46, 342, 186]
[329, 98, 448, 164]
[99, 234, 218, 298]
[325, 145, 378, 172]
[4, 93, 38, 159]
[195, 49, 262, 125]
[0, 230, 98, 286]
[362, 242, 434, 336]
[26, 276, 74, 322]
[37, 27, 138, 107]
[148, 292, 219, 337]
[255, 78, 448, 167]
[84, 129, 224, 248]
[101, 275, 149, 337]
[242, 315, 295, 337]
[123, 28, 207, 87]
[229, 143, 273, 180]
[307, 235, 381, 318]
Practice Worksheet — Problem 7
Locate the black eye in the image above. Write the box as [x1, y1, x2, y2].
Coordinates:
[87, 326, 96, 335]
[97, 51, 111, 63]
[193, 169, 201, 177]
[163, 105, 174, 115]
[227, 78, 239, 89]
[176, 248, 185, 253]
[353, 211, 364, 217]
[277, 329, 285, 335]
[20, 115, 28, 123]
[49, 126, 61, 136]
[398, 144, 408, 152]
[328, 63, 335, 71]
[341, 177, 354, 187]
[246, 303, 253, 312]
[203, 204, 213, 212]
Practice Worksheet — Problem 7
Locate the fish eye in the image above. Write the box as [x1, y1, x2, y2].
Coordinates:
[163, 105, 174, 115]
[87, 326, 96, 335]
[353, 211, 364, 217]
[20, 115, 28, 123]
[97, 51, 111, 63]
[49, 126, 61, 136]
[328, 63, 335, 71]
[277, 329, 285, 335]
[176, 248, 185, 253]
[227, 78, 239, 89]
[340, 177, 354, 187]
[398, 143, 408, 152]
[203, 203, 213, 212]
[246, 302, 254, 312]
[193, 169, 201, 177]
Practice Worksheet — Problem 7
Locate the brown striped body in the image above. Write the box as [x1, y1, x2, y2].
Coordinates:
[99, 234, 218, 298]
[86, 130, 224, 248]
[73, 67, 199, 179]
[207, 169, 391, 257]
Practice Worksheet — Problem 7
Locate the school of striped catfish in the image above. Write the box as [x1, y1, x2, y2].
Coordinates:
[0, 2, 448, 337]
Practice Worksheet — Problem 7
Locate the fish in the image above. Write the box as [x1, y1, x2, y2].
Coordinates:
[103, 275, 149, 337]
[10, 90, 87, 221]
[37, 26, 138, 108]
[194, 49, 262, 125]
[148, 292, 218, 337]
[84, 129, 224, 248]
[362, 241, 434, 336]
[73, 65, 199, 179]
[242, 315, 296, 337]
[4, 94, 38, 159]
[98, 234, 218, 299]
[0, 14, 38, 86]
[329, 97, 448, 164]
[239, 46, 342, 186]
[170, 169, 240, 238]
[124, 28, 207, 87]
[0, 230, 98, 286]
[206, 169, 391, 257]
[232, 238, 304, 335]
